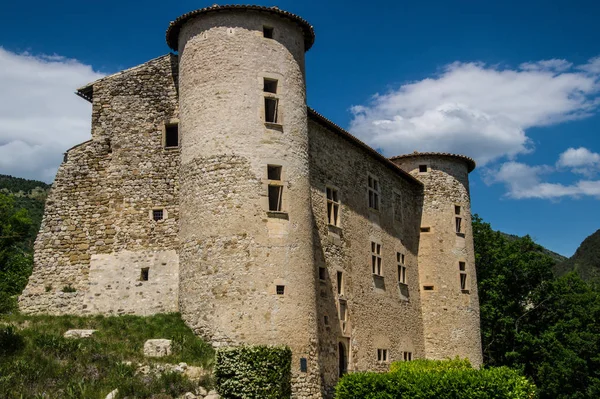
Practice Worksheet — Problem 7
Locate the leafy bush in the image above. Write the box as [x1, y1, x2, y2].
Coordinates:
[0, 325, 25, 356]
[215, 345, 292, 399]
[336, 359, 537, 399]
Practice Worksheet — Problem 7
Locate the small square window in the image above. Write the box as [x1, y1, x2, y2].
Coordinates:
[265, 97, 279, 123]
[165, 123, 179, 148]
[377, 348, 388, 362]
[267, 165, 282, 180]
[423, 285, 434, 291]
[140, 267, 149, 281]
[153, 209, 164, 221]
[403, 351, 412, 361]
[419, 165, 427, 173]
[459, 261, 466, 271]
[276, 285, 285, 295]
[263, 26, 274, 38]
[420, 227, 430, 233]
[455, 205, 461, 215]
[319, 267, 327, 281]
[264, 78, 278, 94]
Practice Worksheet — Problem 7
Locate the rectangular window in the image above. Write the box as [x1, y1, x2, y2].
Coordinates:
[152, 209, 164, 221]
[455, 217, 462, 233]
[420, 227, 430, 233]
[265, 97, 278, 123]
[377, 349, 388, 362]
[264, 78, 278, 94]
[459, 262, 467, 290]
[165, 123, 179, 148]
[327, 187, 340, 226]
[419, 164, 427, 173]
[267, 165, 283, 212]
[339, 300, 347, 322]
[397, 252, 406, 284]
[324, 315, 329, 325]
[263, 26, 274, 38]
[140, 267, 149, 281]
[455, 205, 461, 215]
[393, 192, 403, 223]
[403, 351, 413, 361]
[423, 285, 434, 291]
[368, 176, 380, 210]
[371, 242, 382, 276]
[337, 271, 344, 295]
[276, 285, 285, 295]
[319, 267, 327, 281]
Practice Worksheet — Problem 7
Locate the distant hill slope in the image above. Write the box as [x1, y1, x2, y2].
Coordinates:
[555, 229, 600, 281]
[0, 174, 51, 249]
[499, 232, 568, 264]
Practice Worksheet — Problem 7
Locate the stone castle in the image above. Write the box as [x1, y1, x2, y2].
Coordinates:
[19, 5, 482, 397]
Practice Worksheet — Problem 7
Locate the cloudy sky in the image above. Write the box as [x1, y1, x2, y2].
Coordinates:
[1, 0, 599, 256]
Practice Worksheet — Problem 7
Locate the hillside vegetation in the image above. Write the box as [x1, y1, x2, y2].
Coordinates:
[555, 229, 600, 281]
[0, 313, 214, 398]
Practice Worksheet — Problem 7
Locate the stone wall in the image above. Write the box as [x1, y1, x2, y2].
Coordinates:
[19, 54, 181, 316]
[308, 119, 426, 394]
[391, 155, 483, 367]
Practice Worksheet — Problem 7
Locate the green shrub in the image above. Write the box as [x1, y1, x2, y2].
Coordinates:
[62, 285, 76, 293]
[0, 292, 16, 314]
[0, 325, 25, 356]
[336, 359, 537, 399]
[215, 345, 292, 399]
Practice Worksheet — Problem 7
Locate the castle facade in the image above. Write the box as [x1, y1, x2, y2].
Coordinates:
[19, 5, 482, 397]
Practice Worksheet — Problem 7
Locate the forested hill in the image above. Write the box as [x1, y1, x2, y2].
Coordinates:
[555, 229, 600, 281]
[499, 232, 568, 264]
[0, 174, 50, 249]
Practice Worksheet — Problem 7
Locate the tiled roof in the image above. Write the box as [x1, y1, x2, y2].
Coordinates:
[307, 108, 422, 185]
[390, 152, 476, 172]
[166, 5, 315, 51]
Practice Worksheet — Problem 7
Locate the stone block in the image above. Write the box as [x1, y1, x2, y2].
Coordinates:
[64, 329, 97, 338]
[143, 339, 172, 357]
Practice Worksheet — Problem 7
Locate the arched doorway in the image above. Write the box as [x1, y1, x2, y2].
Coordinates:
[338, 342, 348, 377]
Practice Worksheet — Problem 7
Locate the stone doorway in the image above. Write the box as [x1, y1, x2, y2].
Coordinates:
[338, 341, 348, 377]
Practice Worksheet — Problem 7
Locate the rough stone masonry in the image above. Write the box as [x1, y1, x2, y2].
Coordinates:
[19, 5, 483, 398]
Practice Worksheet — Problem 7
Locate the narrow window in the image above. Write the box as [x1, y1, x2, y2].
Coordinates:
[300, 358, 307, 372]
[267, 165, 283, 212]
[459, 262, 467, 291]
[455, 217, 462, 233]
[420, 227, 430, 233]
[276, 285, 285, 295]
[152, 209, 164, 221]
[263, 78, 278, 94]
[455, 205, 461, 215]
[327, 187, 340, 226]
[403, 351, 412, 361]
[368, 176, 380, 210]
[377, 349, 388, 362]
[419, 165, 427, 173]
[337, 271, 344, 295]
[423, 285, 434, 291]
[265, 97, 279, 123]
[263, 26, 274, 38]
[393, 192, 403, 223]
[324, 315, 329, 325]
[397, 252, 406, 284]
[371, 242, 382, 276]
[339, 300, 347, 322]
[319, 267, 327, 281]
[165, 123, 179, 148]
[140, 267, 149, 281]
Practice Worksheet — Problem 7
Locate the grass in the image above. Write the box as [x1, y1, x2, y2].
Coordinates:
[0, 313, 215, 399]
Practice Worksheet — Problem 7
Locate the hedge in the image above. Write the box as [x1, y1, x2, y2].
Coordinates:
[215, 345, 292, 399]
[336, 359, 537, 399]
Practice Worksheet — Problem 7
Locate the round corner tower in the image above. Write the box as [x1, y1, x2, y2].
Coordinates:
[391, 152, 483, 367]
[167, 5, 322, 396]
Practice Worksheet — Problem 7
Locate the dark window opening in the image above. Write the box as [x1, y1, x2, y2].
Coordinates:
[263, 26, 274, 38]
[267, 165, 282, 180]
[165, 123, 179, 148]
[460, 273, 467, 290]
[455, 217, 462, 233]
[371, 242, 382, 276]
[265, 97, 278, 123]
[459, 261, 466, 271]
[403, 351, 413, 361]
[368, 176, 380, 210]
[339, 342, 348, 377]
[423, 285, 434, 291]
[140, 267, 149, 281]
[319, 267, 327, 281]
[300, 357, 307, 372]
[268, 185, 283, 211]
[377, 348, 388, 362]
[419, 164, 427, 173]
[276, 285, 285, 295]
[455, 205, 461, 215]
[337, 271, 343, 295]
[339, 300, 347, 322]
[264, 78, 278, 94]
[420, 227, 430, 233]
[153, 209, 164, 221]
[324, 315, 329, 325]
[327, 187, 340, 226]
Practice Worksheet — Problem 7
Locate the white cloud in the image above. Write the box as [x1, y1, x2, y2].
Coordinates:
[486, 161, 600, 200]
[556, 147, 600, 176]
[349, 57, 600, 166]
[0, 47, 105, 182]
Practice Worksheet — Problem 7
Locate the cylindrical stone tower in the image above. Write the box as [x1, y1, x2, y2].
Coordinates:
[391, 152, 483, 367]
[166, 5, 322, 397]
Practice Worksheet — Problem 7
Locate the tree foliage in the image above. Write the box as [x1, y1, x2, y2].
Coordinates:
[474, 215, 600, 399]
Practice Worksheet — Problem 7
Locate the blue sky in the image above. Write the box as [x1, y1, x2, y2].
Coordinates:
[1, 0, 599, 256]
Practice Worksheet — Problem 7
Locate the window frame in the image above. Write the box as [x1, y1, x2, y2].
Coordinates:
[371, 241, 383, 276]
[326, 186, 341, 227]
[397, 252, 407, 285]
[367, 175, 381, 211]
